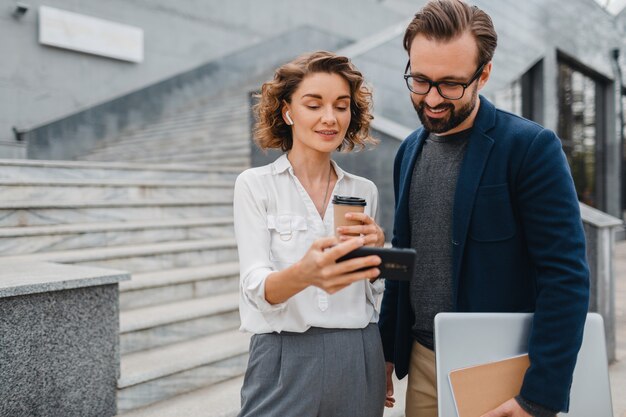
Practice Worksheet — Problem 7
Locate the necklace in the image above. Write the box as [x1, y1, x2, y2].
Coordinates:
[319, 164, 332, 217]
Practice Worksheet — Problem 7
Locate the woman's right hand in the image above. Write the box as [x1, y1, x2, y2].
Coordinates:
[295, 236, 381, 294]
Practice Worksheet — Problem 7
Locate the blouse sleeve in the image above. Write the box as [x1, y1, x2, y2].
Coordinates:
[233, 172, 287, 314]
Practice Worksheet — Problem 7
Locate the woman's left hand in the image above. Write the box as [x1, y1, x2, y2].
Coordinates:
[336, 212, 385, 247]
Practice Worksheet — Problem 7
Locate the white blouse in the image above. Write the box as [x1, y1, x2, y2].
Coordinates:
[234, 154, 385, 334]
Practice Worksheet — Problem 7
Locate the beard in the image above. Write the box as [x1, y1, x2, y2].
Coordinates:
[412, 84, 478, 134]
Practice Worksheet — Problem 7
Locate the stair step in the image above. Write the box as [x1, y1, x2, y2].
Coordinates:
[88, 146, 249, 165]
[132, 154, 249, 165]
[122, 115, 244, 134]
[120, 262, 239, 309]
[91, 128, 248, 151]
[0, 198, 233, 227]
[0, 238, 238, 273]
[87, 139, 250, 160]
[115, 363, 407, 417]
[115, 376, 242, 417]
[123, 102, 246, 123]
[0, 179, 234, 201]
[0, 217, 233, 255]
[119, 114, 247, 132]
[120, 292, 239, 354]
[118, 110, 247, 135]
[117, 329, 249, 412]
[93, 131, 240, 152]
[0, 159, 241, 181]
[115, 337, 403, 417]
[108, 120, 247, 143]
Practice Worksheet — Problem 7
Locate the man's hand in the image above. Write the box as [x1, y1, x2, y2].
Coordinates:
[480, 398, 532, 417]
[385, 362, 396, 408]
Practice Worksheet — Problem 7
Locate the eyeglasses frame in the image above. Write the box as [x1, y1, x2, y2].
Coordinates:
[403, 60, 486, 100]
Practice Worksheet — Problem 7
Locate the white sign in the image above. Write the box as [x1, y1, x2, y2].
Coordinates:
[39, 6, 144, 63]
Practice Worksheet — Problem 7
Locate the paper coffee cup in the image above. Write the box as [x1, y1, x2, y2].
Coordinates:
[332, 195, 366, 236]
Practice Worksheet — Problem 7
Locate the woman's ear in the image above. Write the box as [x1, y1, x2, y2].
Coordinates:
[282, 102, 293, 126]
[285, 110, 294, 126]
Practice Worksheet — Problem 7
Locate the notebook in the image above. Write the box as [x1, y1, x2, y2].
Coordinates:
[448, 353, 529, 417]
[434, 312, 613, 417]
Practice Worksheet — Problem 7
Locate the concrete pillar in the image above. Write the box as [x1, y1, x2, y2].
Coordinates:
[0, 262, 130, 417]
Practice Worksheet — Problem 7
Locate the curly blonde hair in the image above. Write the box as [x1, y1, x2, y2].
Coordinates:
[253, 51, 376, 152]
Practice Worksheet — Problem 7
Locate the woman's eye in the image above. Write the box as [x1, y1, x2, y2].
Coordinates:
[336, 107, 348, 111]
[306, 105, 320, 110]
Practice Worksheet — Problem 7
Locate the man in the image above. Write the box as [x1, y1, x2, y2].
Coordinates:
[378, 1, 590, 417]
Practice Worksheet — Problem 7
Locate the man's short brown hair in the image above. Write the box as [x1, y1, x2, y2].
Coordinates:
[403, 0, 498, 65]
[253, 51, 376, 152]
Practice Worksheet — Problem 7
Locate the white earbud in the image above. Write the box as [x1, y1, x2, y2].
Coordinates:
[285, 111, 294, 126]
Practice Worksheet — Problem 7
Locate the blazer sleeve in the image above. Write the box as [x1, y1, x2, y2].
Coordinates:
[378, 138, 409, 363]
[514, 128, 590, 412]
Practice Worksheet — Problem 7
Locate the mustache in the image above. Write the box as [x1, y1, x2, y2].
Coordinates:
[419, 102, 454, 112]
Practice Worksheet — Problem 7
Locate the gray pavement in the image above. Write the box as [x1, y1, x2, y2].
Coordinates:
[610, 241, 626, 417]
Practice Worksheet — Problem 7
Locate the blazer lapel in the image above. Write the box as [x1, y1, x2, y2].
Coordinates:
[451, 97, 496, 305]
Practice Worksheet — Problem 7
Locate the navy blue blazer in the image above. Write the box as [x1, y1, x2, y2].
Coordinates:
[378, 96, 590, 412]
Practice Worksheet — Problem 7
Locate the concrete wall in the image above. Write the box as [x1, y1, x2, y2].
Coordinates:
[0, 0, 404, 156]
[23, 27, 352, 160]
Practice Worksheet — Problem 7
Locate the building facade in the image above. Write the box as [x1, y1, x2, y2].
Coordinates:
[2, 0, 626, 218]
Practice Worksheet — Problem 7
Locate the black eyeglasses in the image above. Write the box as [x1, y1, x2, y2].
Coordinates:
[403, 61, 486, 100]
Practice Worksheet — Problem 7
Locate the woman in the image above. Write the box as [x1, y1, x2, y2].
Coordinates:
[234, 51, 387, 417]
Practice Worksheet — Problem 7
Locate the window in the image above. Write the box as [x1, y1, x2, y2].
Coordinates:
[558, 61, 601, 208]
[622, 92, 626, 141]
[492, 79, 522, 116]
[621, 90, 626, 214]
[490, 59, 543, 122]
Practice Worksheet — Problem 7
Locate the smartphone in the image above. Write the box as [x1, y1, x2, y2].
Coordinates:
[336, 246, 417, 281]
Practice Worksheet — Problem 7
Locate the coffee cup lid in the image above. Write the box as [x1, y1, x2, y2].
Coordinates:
[332, 195, 366, 206]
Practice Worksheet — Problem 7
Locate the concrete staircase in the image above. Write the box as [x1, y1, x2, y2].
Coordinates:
[0, 92, 253, 416]
[82, 94, 250, 168]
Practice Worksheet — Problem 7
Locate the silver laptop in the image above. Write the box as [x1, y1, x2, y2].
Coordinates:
[434, 312, 613, 417]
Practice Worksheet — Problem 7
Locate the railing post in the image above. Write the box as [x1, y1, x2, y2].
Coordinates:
[580, 203, 623, 363]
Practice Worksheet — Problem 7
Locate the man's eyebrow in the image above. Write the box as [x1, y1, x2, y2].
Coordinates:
[301, 94, 351, 100]
[410, 71, 466, 82]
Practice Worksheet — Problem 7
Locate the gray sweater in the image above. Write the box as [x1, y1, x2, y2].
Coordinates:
[408, 129, 470, 350]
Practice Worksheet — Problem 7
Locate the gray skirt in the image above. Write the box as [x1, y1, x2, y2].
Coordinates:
[238, 323, 386, 417]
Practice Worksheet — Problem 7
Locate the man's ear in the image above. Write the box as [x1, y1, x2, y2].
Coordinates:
[477, 61, 492, 91]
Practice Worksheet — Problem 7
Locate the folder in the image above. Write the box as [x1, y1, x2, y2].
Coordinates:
[448, 353, 529, 417]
